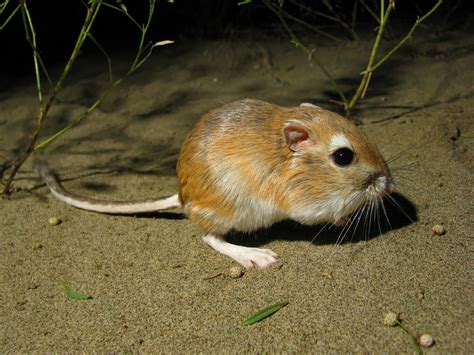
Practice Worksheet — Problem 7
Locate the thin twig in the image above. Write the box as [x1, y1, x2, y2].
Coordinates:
[288, 0, 358, 40]
[0, 2, 20, 30]
[279, 5, 342, 42]
[371, 0, 444, 72]
[34, 1, 165, 151]
[360, 0, 380, 24]
[321, 0, 359, 40]
[263, 0, 347, 105]
[346, 0, 393, 114]
[2, 2, 101, 196]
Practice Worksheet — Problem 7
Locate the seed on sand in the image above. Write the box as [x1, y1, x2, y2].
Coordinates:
[384, 311, 399, 327]
[321, 270, 333, 279]
[228, 266, 244, 279]
[431, 224, 446, 236]
[418, 333, 434, 347]
[48, 216, 62, 226]
[32, 242, 43, 250]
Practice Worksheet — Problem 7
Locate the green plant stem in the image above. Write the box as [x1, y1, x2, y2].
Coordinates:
[34, 78, 120, 150]
[263, 0, 347, 105]
[288, 0, 338, 22]
[87, 33, 113, 83]
[359, 0, 380, 24]
[346, 0, 393, 114]
[1, 2, 100, 196]
[21, 0, 42, 106]
[34, 0, 160, 151]
[321, 0, 359, 40]
[129, 0, 156, 72]
[287, 0, 357, 40]
[0, 0, 10, 14]
[350, 0, 358, 35]
[98, 0, 157, 73]
[278, 5, 341, 42]
[395, 320, 423, 355]
[2, 0, 163, 197]
[371, 0, 444, 72]
[346, 0, 443, 114]
[100, 2, 142, 30]
[0, 3, 20, 30]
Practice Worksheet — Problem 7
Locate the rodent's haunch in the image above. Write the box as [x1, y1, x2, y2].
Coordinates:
[36, 99, 394, 269]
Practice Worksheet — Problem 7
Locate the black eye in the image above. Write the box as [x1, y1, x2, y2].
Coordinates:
[332, 148, 355, 167]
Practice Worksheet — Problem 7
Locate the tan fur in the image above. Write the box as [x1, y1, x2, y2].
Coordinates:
[177, 99, 392, 233]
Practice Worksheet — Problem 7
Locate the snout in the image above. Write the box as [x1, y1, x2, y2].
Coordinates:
[364, 172, 394, 195]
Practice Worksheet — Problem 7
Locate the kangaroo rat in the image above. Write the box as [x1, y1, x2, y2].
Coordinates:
[35, 99, 394, 269]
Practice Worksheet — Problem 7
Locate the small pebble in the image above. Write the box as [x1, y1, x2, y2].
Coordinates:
[32, 242, 43, 250]
[384, 311, 399, 327]
[418, 333, 434, 347]
[321, 271, 333, 279]
[228, 266, 244, 279]
[48, 217, 62, 226]
[432, 224, 446, 236]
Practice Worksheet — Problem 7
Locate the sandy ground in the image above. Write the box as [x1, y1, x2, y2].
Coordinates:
[1, 23, 473, 352]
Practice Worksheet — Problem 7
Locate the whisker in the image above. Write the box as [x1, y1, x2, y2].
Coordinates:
[330, 213, 360, 258]
[329, 195, 367, 257]
[375, 198, 383, 238]
[349, 203, 367, 242]
[312, 190, 365, 244]
[390, 160, 420, 172]
[385, 194, 414, 223]
[386, 138, 430, 165]
[391, 174, 419, 184]
[311, 222, 330, 243]
[344, 205, 365, 242]
[369, 198, 377, 239]
[363, 203, 368, 240]
[361, 200, 370, 242]
[380, 195, 393, 231]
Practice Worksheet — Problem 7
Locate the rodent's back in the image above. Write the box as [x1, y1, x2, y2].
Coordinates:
[177, 99, 293, 233]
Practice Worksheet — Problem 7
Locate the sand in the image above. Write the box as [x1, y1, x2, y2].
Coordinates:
[1, 23, 473, 352]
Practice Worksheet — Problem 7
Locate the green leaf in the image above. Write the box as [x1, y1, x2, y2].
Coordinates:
[242, 301, 289, 325]
[60, 282, 93, 300]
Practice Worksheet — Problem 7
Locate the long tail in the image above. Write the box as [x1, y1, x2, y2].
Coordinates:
[34, 160, 182, 214]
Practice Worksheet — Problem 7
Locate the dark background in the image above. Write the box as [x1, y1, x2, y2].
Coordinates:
[0, 0, 471, 81]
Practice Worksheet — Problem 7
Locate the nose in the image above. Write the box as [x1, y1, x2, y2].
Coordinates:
[365, 172, 394, 195]
[384, 180, 395, 195]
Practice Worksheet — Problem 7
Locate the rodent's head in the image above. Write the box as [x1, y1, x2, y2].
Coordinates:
[282, 105, 394, 225]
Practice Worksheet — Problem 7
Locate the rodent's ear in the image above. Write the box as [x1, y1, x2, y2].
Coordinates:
[300, 102, 321, 109]
[283, 121, 315, 152]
